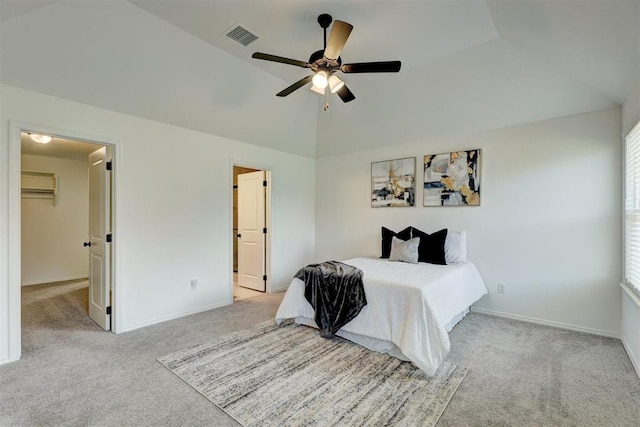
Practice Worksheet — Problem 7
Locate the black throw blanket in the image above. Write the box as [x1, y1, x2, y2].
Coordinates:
[295, 261, 367, 338]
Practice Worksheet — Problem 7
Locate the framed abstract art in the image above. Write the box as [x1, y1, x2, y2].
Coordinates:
[371, 157, 415, 207]
[423, 149, 481, 206]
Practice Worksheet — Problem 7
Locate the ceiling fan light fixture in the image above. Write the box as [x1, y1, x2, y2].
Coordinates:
[312, 71, 328, 89]
[310, 84, 326, 95]
[328, 75, 345, 94]
[29, 133, 53, 144]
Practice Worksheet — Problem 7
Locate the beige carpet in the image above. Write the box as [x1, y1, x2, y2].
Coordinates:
[2, 281, 639, 426]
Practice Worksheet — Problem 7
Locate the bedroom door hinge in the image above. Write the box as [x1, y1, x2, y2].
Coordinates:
[263, 228, 267, 234]
[106, 161, 112, 171]
[106, 306, 112, 315]
[263, 275, 267, 282]
[263, 180, 267, 187]
[106, 233, 113, 243]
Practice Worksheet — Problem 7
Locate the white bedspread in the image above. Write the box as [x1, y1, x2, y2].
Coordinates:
[275, 257, 487, 376]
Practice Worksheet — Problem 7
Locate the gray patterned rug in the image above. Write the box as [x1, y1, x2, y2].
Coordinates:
[158, 321, 467, 426]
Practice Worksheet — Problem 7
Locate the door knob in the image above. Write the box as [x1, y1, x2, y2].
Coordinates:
[83, 242, 92, 247]
[237, 234, 241, 238]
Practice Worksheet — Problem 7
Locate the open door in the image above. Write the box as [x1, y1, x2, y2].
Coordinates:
[237, 170, 266, 292]
[87, 147, 112, 330]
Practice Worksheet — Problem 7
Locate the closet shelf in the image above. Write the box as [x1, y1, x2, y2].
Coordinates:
[21, 170, 58, 205]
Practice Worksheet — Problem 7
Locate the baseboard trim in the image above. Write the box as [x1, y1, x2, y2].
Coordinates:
[21, 276, 88, 286]
[119, 300, 231, 333]
[270, 285, 289, 293]
[470, 307, 619, 339]
[621, 336, 640, 379]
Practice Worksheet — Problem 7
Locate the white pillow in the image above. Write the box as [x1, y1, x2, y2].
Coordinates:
[445, 231, 467, 264]
[388, 236, 420, 264]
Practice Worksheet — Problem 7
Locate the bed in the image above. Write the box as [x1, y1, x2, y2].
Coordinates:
[275, 229, 488, 376]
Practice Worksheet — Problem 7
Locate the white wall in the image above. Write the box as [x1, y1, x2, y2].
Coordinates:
[0, 84, 316, 363]
[315, 108, 622, 337]
[21, 154, 89, 285]
[0, 82, 8, 365]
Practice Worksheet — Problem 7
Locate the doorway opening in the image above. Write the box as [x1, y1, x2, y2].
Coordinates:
[232, 165, 270, 301]
[20, 131, 114, 334]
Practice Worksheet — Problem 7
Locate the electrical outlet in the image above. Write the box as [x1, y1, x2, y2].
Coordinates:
[190, 278, 198, 290]
[497, 283, 505, 294]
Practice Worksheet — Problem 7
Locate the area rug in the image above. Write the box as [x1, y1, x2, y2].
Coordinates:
[158, 320, 467, 426]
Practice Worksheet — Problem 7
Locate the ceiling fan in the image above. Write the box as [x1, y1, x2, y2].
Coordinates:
[251, 13, 401, 103]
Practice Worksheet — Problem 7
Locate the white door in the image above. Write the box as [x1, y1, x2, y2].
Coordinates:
[87, 147, 112, 330]
[238, 170, 266, 292]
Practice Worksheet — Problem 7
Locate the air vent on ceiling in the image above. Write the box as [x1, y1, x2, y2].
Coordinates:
[225, 25, 259, 47]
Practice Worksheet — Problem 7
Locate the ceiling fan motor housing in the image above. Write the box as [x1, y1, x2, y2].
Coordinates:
[309, 49, 342, 73]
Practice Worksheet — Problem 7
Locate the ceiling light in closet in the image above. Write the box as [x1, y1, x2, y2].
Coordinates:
[29, 134, 53, 144]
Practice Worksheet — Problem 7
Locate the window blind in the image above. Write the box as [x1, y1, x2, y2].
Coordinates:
[625, 120, 640, 291]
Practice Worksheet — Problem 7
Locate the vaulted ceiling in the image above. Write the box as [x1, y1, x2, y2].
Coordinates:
[2, 0, 639, 158]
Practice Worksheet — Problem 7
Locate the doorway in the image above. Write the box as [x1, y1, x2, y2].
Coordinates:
[232, 165, 270, 301]
[20, 132, 113, 331]
[8, 122, 121, 362]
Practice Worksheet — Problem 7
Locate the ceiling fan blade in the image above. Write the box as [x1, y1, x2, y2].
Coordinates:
[276, 75, 314, 97]
[252, 52, 310, 68]
[341, 61, 402, 73]
[324, 20, 353, 60]
[336, 84, 356, 103]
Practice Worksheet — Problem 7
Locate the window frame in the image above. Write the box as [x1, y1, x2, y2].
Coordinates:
[624, 118, 640, 294]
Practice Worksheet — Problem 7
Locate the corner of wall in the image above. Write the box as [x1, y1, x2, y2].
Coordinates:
[622, 78, 640, 136]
